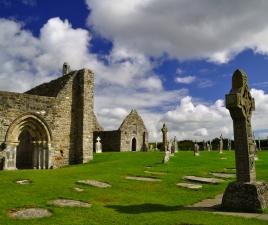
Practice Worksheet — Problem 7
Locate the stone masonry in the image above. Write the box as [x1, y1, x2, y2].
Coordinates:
[94, 110, 148, 152]
[0, 63, 101, 169]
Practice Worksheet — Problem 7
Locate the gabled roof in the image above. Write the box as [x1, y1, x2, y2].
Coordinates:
[118, 109, 147, 131]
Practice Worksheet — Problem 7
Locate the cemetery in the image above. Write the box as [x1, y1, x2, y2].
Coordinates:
[0, 66, 268, 224]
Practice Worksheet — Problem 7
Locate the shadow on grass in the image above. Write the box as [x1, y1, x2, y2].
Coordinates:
[106, 203, 221, 214]
[106, 203, 182, 214]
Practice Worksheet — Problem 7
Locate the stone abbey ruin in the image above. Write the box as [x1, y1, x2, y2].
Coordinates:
[0, 63, 148, 170]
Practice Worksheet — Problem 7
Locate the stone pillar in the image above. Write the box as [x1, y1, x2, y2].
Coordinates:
[47, 143, 53, 169]
[3, 144, 17, 170]
[43, 141, 49, 169]
[161, 123, 168, 152]
[32, 141, 38, 169]
[222, 69, 268, 211]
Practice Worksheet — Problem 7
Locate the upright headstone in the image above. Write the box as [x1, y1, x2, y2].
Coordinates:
[206, 141, 211, 152]
[162, 149, 170, 163]
[161, 123, 168, 152]
[194, 142, 200, 156]
[95, 137, 102, 153]
[222, 69, 268, 211]
[227, 139, 231, 151]
[169, 140, 174, 156]
[253, 136, 258, 161]
[203, 140, 206, 151]
[258, 137, 261, 151]
[219, 134, 223, 154]
[155, 141, 158, 150]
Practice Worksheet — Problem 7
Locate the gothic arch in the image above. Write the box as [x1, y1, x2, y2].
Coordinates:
[4, 113, 52, 170]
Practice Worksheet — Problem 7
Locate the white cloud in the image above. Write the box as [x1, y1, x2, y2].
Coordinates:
[2, 16, 268, 143]
[175, 76, 196, 84]
[86, 0, 268, 63]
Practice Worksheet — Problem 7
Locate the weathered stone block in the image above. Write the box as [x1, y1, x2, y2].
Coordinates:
[222, 181, 268, 211]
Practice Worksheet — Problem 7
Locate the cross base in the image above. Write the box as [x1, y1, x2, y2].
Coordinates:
[222, 181, 268, 212]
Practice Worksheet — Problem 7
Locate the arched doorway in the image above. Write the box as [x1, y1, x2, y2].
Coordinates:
[4, 114, 52, 170]
[131, 138, 137, 151]
[16, 130, 35, 169]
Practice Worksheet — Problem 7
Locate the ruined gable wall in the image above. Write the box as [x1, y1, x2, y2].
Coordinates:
[119, 112, 148, 152]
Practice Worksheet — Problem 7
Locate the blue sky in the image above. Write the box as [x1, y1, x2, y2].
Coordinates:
[1, 0, 268, 141]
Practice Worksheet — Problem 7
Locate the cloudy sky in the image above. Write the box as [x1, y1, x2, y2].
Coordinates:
[1, 0, 268, 141]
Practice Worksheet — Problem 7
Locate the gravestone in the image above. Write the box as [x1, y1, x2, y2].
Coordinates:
[161, 123, 168, 152]
[169, 140, 174, 156]
[219, 134, 223, 154]
[95, 137, 102, 153]
[206, 141, 211, 152]
[222, 69, 268, 211]
[194, 142, 199, 156]
[162, 148, 170, 163]
[172, 136, 178, 153]
[258, 137, 261, 151]
[227, 139, 231, 151]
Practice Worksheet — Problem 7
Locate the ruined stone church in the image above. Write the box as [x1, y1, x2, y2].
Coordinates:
[94, 109, 148, 152]
[0, 63, 148, 170]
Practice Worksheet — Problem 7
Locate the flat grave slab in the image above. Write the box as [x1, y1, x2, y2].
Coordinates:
[16, 179, 31, 185]
[144, 170, 167, 175]
[49, 199, 91, 208]
[9, 208, 52, 219]
[183, 176, 224, 184]
[125, 176, 161, 182]
[74, 187, 84, 192]
[176, 182, 202, 190]
[210, 173, 235, 179]
[77, 180, 111, 188]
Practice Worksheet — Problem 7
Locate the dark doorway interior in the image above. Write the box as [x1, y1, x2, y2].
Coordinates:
[16, 130, 34, 169]
[131, 138, 137, 152]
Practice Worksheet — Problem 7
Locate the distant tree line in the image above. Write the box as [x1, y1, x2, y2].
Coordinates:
[149, 138, 268, 151]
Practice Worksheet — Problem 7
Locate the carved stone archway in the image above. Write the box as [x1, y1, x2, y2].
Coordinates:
[4, 113, 52, 170]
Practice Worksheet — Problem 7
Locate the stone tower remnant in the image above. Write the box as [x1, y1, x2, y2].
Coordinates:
[63, 62, 71, 75]
[222, 69, 268, 211]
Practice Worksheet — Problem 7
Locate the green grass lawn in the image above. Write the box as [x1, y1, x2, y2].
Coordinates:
[1, 151, 268, 225]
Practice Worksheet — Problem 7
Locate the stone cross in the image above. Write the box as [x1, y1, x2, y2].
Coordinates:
[225, 70, 256, 182]
[219, 134, 223, 154]
[95, 136, 102, 153]
[161, 123, 168, 152]
[222, 69, 268, 211]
